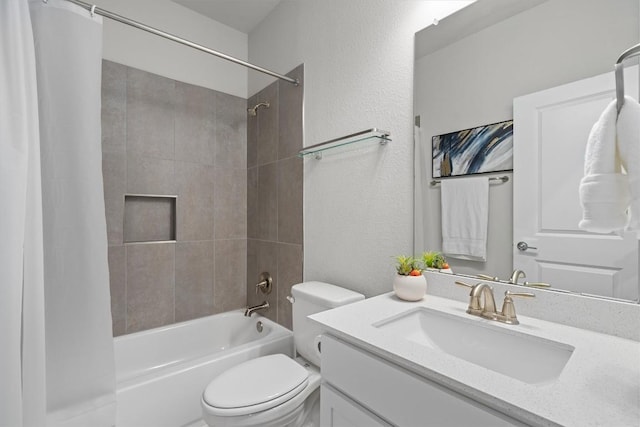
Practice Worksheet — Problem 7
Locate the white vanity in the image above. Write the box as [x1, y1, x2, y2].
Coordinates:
[310, 281, 640, 427]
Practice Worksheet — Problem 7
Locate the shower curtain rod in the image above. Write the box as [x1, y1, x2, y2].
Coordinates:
[61, 0, 300, 86]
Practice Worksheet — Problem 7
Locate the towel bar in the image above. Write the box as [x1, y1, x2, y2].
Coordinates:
[615, 42, 640, 113]
[430, 175, 509, 186]
[299, 128, 391, 159]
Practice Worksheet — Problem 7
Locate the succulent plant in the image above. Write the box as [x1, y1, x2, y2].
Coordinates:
[394, 255, 421, 276]
[422, 251, 446, 269]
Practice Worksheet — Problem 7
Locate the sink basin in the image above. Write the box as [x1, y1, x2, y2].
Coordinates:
[373, 307, 574, 384]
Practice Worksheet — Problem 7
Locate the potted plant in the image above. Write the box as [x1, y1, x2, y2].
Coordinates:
[392, 255, 427, 301]
[421, 251, 452, 273]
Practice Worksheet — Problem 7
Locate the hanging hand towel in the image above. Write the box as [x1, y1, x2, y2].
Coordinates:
[441, 177, 489, 261]
[616, 95, 640, 230]
[579, 98, 630, 233]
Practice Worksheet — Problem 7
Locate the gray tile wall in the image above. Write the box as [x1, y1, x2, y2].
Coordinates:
[246, 65, 304, 330]
[102, 60, 247, 336]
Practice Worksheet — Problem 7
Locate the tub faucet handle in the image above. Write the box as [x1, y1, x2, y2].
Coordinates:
[255, 272, 272, 295]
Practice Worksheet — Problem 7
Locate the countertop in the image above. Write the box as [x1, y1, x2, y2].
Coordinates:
[310, 292, 640, 427]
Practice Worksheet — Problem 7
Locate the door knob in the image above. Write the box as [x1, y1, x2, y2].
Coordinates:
[517, 241, 537, 251]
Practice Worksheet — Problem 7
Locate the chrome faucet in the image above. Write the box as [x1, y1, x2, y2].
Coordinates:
[244, 301, 269, 317]
[509, 269, 526, 284]
[455, 281, 535, 325]
[455, 281, 497, 319]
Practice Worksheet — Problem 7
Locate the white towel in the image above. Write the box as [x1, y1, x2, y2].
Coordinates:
[616, 95, 640, 230]
[579, 98, 630, 233]
[441, 177, 489, 261]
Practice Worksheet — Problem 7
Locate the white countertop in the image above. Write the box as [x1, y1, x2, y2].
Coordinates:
[310, 292, 640, 427]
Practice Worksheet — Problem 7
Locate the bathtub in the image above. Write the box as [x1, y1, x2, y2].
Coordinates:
[114, 310, 294, 427]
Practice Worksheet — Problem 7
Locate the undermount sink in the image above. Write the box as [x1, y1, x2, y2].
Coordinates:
[373, 307, 574, 384]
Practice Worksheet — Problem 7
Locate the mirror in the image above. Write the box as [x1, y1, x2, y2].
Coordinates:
[414, 0, 640, 302]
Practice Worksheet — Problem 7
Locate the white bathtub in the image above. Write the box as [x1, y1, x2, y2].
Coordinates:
[114, 311, 294, 427]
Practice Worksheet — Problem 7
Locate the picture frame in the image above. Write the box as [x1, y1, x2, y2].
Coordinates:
[432, 120, 513, 178]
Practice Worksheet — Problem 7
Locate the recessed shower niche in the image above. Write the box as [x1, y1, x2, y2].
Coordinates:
[124, 194, 177, 243]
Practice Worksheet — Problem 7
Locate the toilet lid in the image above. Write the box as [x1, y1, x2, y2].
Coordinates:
[202, 354, 309, 416]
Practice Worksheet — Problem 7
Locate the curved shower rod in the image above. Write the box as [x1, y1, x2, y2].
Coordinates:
[59, 0, 300, 86]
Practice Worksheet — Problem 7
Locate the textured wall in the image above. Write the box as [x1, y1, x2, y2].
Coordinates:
[102, 60, 247, 335]
[246, 65, 304, 329]
[248, 1, 470, 297]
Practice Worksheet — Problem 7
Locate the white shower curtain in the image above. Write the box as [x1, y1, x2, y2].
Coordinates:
[1, 1, 116, 426]
[0, 1, 46, 426]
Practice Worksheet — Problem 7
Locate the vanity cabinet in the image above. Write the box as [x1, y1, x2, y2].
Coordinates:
[320, 335, 528, 427]
[321, 383, 391, 427]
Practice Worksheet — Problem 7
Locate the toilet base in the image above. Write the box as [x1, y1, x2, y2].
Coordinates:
[297, 388, 320, 427]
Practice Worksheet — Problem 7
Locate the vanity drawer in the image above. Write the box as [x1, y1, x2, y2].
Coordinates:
[321, 383, 391, 427]
[321, 335, 527, 427]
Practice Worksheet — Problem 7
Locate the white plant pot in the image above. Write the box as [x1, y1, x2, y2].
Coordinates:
[393, 274, 427, 301]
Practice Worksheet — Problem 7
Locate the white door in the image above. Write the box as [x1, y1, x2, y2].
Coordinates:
[513, 67, 639, 301]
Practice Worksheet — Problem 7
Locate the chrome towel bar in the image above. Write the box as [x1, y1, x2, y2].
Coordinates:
[299, 128, 391, 159]
[430, 175, 509, 186]
[615, 42, 640, 114]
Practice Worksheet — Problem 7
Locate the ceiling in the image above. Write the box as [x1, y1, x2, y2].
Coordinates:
[415, 0, 546, 59]
[172, 0, 282, 34]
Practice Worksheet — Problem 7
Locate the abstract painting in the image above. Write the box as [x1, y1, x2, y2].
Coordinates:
[432, 120, 513, 178]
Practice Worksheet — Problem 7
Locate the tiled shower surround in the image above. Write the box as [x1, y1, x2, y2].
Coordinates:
[101, 60, 303, 335]
[246, 65, 304, 330]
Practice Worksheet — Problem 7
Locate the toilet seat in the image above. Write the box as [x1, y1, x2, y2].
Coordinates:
[202, 354, 309, 417]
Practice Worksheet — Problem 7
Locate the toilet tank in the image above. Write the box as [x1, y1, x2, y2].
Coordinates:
[291, 281, 364, 367]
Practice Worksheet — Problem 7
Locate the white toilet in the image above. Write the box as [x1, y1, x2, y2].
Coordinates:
[200, 281, 364, 427]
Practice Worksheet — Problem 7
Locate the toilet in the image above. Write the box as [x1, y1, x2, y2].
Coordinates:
[200, 281, 364, 427]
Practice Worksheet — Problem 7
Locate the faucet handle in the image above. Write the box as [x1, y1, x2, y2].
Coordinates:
[522, 281, 550, 288]
[455, 280, 474, 289]
[476, 274, 499, 281]
[506, 291, 536, 298]
[255, 272, 273, 295]
[499, 290, 535, 325]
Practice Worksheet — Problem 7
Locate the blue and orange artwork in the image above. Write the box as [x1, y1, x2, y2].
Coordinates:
[432, 120, 513, 178]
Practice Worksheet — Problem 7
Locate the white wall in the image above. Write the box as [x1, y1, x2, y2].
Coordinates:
[94, 0, 248, 97]
[415, 0, 639, 279]
[248, 1, 473, 297]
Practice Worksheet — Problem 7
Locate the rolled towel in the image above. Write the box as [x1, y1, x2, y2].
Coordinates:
[582, 99, 619, 175]
[616, 95, 640, 230]
[578, 173, 630, 233]
[628, 177, 640, 231]
[579, 98, 629, 233]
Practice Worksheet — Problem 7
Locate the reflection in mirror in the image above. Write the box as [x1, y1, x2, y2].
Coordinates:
[414, 0, 640, 302]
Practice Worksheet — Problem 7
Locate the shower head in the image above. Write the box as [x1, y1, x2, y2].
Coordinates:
[247, 101, 270, 116]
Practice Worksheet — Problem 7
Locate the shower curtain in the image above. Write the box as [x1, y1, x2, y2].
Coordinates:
[1, 0, 116, 426]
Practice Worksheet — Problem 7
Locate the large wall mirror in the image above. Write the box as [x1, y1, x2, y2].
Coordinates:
[414, 0, 640, 302]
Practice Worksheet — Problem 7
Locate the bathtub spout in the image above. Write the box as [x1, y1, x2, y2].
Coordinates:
[244, 301, 269, 317]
